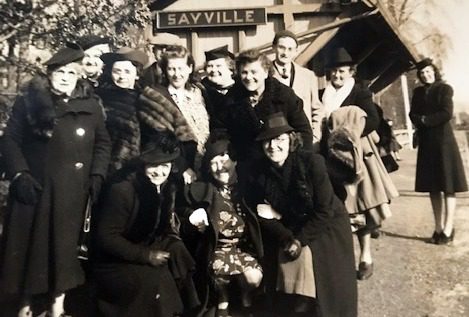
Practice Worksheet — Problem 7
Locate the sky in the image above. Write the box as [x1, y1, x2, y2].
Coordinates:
[414, 0, 469, 113]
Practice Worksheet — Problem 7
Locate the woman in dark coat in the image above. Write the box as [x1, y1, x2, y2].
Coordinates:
[247, 113, 357, 317]
[409, 58, 467, 244]
[222, 49, 313, 162]
[0, 44, 111, 317]
[92, 133, 199, 317]
[97, 48, 148, 174]
[181, 136, 263, 317]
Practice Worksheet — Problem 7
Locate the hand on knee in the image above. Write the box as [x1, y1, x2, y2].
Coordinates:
[243, 268, 263, 288]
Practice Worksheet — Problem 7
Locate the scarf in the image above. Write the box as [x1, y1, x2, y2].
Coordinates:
[321, 77, 355, 118]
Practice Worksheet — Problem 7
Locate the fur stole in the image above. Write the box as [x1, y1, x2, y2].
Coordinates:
[139, 86, 197, 143]
[20, 75, 96, 139]
[99, 85, 141, 173]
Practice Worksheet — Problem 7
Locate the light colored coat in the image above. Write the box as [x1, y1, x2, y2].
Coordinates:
[272, 62, 324, 149]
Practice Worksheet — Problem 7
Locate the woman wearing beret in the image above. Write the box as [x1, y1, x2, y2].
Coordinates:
[93, 133, 199, 317]
[139, 46, 210, 185]
[97, 48, 148, 175]
[409, 58, 467, 244]
[181, 135, 263, 317]
[246, 113, 357, 317]
[0, 43, 111, 317]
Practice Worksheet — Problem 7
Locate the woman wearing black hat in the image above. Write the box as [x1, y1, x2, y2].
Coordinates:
[246, 112, 357, 317]
[319, 47, 396, 281]
[97, 48, 149, 174]
[0, 43, 111, 317]
[181, 135, 263, 317]
[410, 58, 467, 244]
[92, 132, 199, 317]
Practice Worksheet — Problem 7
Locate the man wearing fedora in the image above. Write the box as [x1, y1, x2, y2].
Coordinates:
[272, 30, 323, 151]
[142, 32, 183, 88]
[201, 45, 236, 129]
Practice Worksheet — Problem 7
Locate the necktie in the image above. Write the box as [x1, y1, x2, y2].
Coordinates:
[281, 67, 288, 79]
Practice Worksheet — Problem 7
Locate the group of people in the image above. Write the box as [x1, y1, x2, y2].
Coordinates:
[0, 27, 466, 317]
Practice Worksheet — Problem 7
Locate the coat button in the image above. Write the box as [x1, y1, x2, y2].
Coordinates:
[75, 162, 84, 169]
[76, 128, 85, 136]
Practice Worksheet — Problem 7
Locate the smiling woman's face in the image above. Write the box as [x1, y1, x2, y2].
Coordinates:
[262, 133, 290, 167]
[166, 57, 192, 89]
[209, 152, 237, 185]
[145, 162, 172, 186]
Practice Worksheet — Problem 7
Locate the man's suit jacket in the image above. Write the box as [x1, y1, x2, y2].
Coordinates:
[272, 62, 324, 150]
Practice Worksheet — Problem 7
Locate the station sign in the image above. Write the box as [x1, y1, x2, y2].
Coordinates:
[155, 8, 267, 29]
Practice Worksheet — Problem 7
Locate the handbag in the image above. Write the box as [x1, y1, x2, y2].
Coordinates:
[77, 197, 92, 261]
[380, 154, 399, 173]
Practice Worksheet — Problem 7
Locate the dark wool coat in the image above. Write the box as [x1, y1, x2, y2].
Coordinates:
[97, 84, 141, 174]
[200, 77, 233, 131]
[223, 77, 313, 161]
[246, 151, 357, 317]
[410, 81, 467, 193]
[0, 76, 111, 295]
[180, 181, 263, 317]
[93, 172, 199, 317]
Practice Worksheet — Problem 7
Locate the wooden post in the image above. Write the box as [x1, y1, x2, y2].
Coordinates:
[400, 74, 413, 148]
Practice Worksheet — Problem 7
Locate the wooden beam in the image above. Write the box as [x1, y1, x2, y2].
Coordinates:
[266, 4, 323, 15]
[295, 28, 339, 66]
[191, 31, 198, 60]
[237, 30, 246, 52]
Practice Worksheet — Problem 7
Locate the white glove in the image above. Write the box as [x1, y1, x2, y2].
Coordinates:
[183, 168, 197, 184]
[189, 208, 209, 231]
[257, 203, 282, 220]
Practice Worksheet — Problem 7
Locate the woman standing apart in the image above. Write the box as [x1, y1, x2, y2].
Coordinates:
[0, 43, 111, 317]
[409, 58, 467, 244]
[248, 113, 357, 317]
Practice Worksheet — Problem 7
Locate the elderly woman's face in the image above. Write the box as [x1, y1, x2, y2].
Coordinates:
[145, 162, 172, 186]
[49, 62, 81, 96]
[205, 57, 233, 87]
[112, 60, 138, 90]
[239, 60, 268, 93]
[82, 44, 110, 78]
[262, 133, 290, 167]
[418, 65, 436, 85]
[330, 66, 354, 88]
[209, 152, 237, 185]
[166, 57, 192, 89]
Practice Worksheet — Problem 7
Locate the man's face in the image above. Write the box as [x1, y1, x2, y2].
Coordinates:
[49, 62, 81, 96]
[239, 60, 268, 93]
[111, 61, 138, 90]
[82, 44, 111, 78]
[330, 66, 354, 88]
[274, 37, 298, 66]
[205, 57, 233, 87]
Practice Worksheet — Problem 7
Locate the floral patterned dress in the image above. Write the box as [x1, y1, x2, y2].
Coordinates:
[211, 191, 261, 277]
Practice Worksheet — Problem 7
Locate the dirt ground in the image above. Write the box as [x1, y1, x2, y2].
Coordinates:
[356, 148, 469, 317]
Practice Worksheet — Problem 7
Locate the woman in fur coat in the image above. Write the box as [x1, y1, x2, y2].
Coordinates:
[139, 46, 210, 184]
[97, 48, 148, 175]
[0, 44, 111, 317]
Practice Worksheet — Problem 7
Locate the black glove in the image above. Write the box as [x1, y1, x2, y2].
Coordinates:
[89, 174, 104, 203]
[11, 172, 43, 205]
[148, 250, 170, 267]
[284, 239, 302, 261]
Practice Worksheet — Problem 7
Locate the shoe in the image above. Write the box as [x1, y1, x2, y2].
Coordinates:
[430, 231, 442, 244]
[437, 229, 455, 245]
[357, 262, 373, 280]
[370, 229, 380, 239]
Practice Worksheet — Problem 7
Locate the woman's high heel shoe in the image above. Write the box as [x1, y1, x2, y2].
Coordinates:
[437, 229, 455, 245]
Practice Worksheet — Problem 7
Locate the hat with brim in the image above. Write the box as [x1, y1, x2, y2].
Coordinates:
[44, 42, 84, 69]
[204, 139, 230, 163]
[205, 45, 235, 61]
[139, 133, 181, 165]
[256, 112, 294, 141]
[416, 57, 433, 71]
[78, 35, 111, 51]
[147, 32, 182, 46]
[326, 47, 354, 68]
[100, 47, 149, 68]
